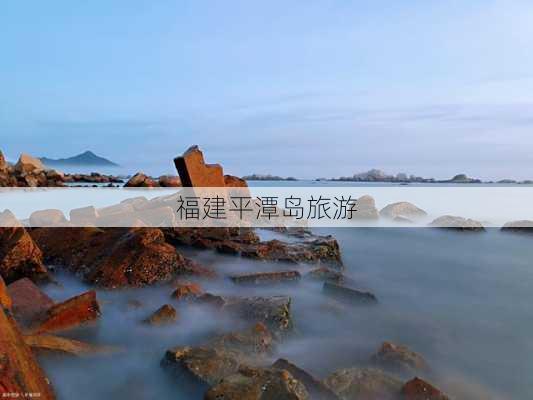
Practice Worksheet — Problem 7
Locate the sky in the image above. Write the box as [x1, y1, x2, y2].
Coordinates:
[2, 0, 533, 180]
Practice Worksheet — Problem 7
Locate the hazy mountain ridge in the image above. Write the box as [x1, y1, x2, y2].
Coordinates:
[40, 151, 118, 167]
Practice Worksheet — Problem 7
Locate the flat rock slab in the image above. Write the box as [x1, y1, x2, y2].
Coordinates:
[230, 270, 301, 286]
[7, 278, 54, 326]
[323, 282, 378, 305]
[31, 290, 100, 334]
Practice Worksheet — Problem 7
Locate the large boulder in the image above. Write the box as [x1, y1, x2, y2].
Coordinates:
[380, 202, 427, 220]
[14, 153, 44, 174]
[401, 377, 449, 400]
[29, 209, 68, 227]
[174, 145, 225, 187]
[429, 215, 484, 231]
[205, 366, 309, 400]
[0, 227, 49, 284]
[371, 341, 429, 375]
[350, 195, 379, 219]
[224, 174, 248, 187]
[323, 368, 402, 400]
[7, 278, 54, 326]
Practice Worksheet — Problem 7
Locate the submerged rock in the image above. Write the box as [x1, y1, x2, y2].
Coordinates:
[205, 366, 309, 400]
[380, 202, 427, 220]
[429, 215, 484, 231]
[0, 227, 49, 284]
[323, 282, 378, 305]
[324, 368, 402, 400]
[371, 341, 429, 375]
[272, 358, 339, 400]
[143, 304, 177, 326]
[401, 377, 449, 400]
[230, 270, 301, 286]
[31, 290, 101, 334]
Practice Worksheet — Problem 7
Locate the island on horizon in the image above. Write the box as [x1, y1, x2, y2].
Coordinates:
[40, 151, 119, 168]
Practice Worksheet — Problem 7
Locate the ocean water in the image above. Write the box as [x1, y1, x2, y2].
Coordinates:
[37, 227, 533, 399]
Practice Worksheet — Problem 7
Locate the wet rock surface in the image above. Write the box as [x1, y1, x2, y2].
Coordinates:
[143, 304, 177, 325]
[322, 282, 378, 305]
[371, 342, 429, 375]
[323, 368, 403, 400]
[230, 270, 301, 286]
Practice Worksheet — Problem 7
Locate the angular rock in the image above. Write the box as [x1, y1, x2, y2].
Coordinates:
[0, 227, 49, 284]
[272, 358, 339, 400]
[14, 153, 45, 174]
[29, 209, 68, 227]
[324, 368, 402, 400]
[205, 366, 310, 400]
[429, 215, 484, 231]
[323, 282, 378, 305]
[158, 175, 181, 187]
[24, 334, 118, 357]
[143, 304, 177, 325]
[371, 342, 429, 375]
[230, 270, 301, 286]
[171, 282, 203, 301]
[124, 172, 159, 187]
[401, 377, 449, 400]
[31, 290, 100, 334]
[380, 202, 427, 220]
[7, 278, 54, 326]
[174, 145, 225, 187]
[0, 299, 55, 399]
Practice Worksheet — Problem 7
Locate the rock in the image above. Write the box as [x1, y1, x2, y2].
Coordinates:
[0, 276, 12, 310]
[323, 282, 378, 305]
[306, 267, 345, 284]
[24, 334, 118, 357]
[401, 377, 449, 400]
[0, 227, 49, 284]
[0, 297, 55, 399]
[124, 172, 159, 187]
[429, 215, 484, 231]
[7, 278, 54, 326]
[0, 150, 7, 172]
[14, 153, 45, 174]
[0, 209, 22, 227]
[205, 366, 309, 400]
[224, 174, 248, 187]
[143, 304, 177, 325]
[371, 342, 429, 375]
[230, 271, 301, 286]
[380, 202, 427, 220]
[69, 206, 99, 224]
[209, 322, 274, 358]
[501, 220, 533, 234]
[31, 290, 100, 334]
[272, 358, 339, 400]
[171, 282, 203, 301]
[158, 175, 181, 187]
[174, 145, 226, 187]
[350, 195, 379, 219]
[29, 209, 68, 227]
[324, 368, 402, 400]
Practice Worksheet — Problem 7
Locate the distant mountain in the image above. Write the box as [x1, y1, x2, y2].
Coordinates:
[40, 151, 119, 167]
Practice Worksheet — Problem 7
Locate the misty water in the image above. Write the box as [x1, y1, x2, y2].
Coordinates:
[38, 227, 533, 399]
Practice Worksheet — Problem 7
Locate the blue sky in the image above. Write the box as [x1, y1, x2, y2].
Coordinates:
[2, 0, 533, 179]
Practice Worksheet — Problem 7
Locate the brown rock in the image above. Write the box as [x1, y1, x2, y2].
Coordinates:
[230, 270, 301, 286]
[0, 227, 49, 284]
[29, 209, 68, 227]
[158, 175, 181, 187]
[24, 334, 118, 357]
[171, 282, 203, 301]
[0, 300, 55, 399]
[205, 366, 309, 400]
[224, 174, 248, 187]
[323, 282, 378, 305]
[7, 278, 54, 326]
[401, 377, 449, 400]
[31, 290, 100, 334]
[371, 342, 429, 375]
[143, 304, 177, 325]
[124, 172, 159, 187]
[14, 153, 45, 174]
[209, 322, 274, 358]
[324, 368, 402, 400]
[0, 276, 11, 310]
[272, 358, 339, 400]
[0, 150, 7, 172]
[174, 145, 225, 187]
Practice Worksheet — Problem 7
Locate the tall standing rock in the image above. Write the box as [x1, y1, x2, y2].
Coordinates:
[0, 227, 49, 284]
[174, 145, 226, 187]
